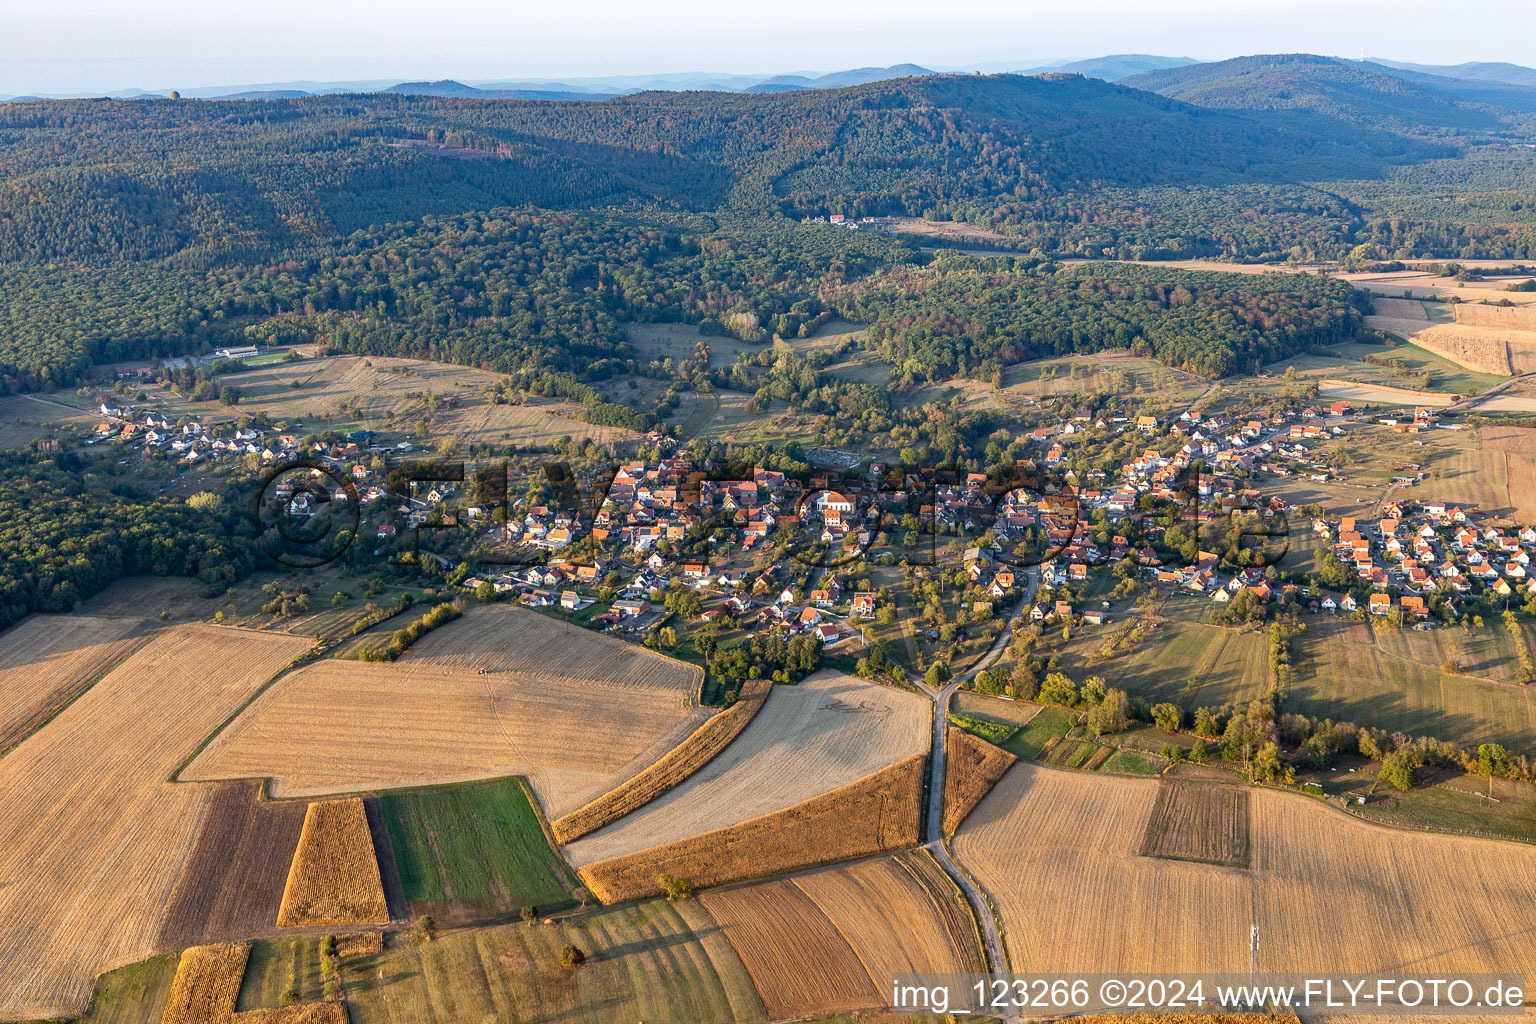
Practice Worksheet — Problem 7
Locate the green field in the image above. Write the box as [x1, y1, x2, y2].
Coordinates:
[382, 777, 580, 919]
[342, 900, 767, 1023]
[234, 936, 330, 1009]
[947, 711, 1017, 746]
[1002, 706, 1078, 760]
[1290, 618, 1536, 755]
[1050, 613, 1273, 711]
[1098, 748, 1168, 776]
[66, 953, 179, 1024]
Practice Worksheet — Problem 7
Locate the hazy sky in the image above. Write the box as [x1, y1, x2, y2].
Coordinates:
[6, 0, 1536, 95]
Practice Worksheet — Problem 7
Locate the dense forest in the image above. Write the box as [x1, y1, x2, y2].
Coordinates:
[0, 445, 255, 630]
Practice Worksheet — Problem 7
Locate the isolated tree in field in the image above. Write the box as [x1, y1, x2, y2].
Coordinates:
[658, 873, 692, 900]
[559, 944, 586, 969]
[521, 904, 538, 925]
[414, 915, 437, 943]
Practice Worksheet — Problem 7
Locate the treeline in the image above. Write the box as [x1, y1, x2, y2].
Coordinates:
[0, 444, 255, 631]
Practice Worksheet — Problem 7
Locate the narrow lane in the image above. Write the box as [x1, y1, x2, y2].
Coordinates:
[911, 565, 1038, 1002]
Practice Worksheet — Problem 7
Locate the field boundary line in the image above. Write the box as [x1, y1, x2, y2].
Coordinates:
[167, 636, 326, 785]
[0, 628, 152, 761]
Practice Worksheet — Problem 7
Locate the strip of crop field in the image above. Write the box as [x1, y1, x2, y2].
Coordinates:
[338, 899, 768, 1023]
[0, 624, 311, 1021]
[276, 798, 390, 928]
[698, 850, 984, 1020]
[160, 943, 250, 1024]
[941, 726, 1018, 836]
[180, 656, 710, 816]
[579, 753, 926, 903]
[551, 677, 774, 843]
[157, 781, 307, 948]
[1138, 782, 1251, 867]
[382, 776, 580, 922]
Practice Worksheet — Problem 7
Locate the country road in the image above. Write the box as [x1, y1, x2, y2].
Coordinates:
[913, 564, 1038, 1004]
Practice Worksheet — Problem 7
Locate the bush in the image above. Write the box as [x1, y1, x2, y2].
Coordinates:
[559, 944, 586, 969]
[658, 873, 693, 900]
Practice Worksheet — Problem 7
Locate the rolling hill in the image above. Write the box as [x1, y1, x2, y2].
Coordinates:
[1123, 53, 1536, 138]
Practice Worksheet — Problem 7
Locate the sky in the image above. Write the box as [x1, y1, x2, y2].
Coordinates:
[6, 0, 1536, 96]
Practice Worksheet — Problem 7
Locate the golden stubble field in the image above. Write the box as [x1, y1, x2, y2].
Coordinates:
[0, 613, 148, 753]
[0, 623, 311, 1021]
[182, 607, 712, 817]
[275, 798, 390, 928]
[955, 764, 1536, 977]
[699, 850, 985, 1020]
[563, 671, 929, 867]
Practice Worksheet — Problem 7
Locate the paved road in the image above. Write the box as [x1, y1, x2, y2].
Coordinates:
[912, 565, 1038, 997]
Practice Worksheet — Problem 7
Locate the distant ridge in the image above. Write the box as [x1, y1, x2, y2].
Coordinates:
[383, 80, 612, 101]
[1369, 58, 1536, 89]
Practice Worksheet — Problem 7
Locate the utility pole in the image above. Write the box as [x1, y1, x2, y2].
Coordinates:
[1250, 924, 1260, 1003]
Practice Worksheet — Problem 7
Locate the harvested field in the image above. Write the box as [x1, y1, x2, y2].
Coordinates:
[1318, 380, 1455, 406]
[0, 613, 147, 754]
[1371, 297, 1428, 319]
[553, 676, 774, 843]
[157, 782, 307, 948]
[160, 942, 250, 1024]
[564, 671, 928, 867]
[0, 625, 310, 1021]
[700, 880, 879, 1017]
[334, 932, 384, 958]
[1455, 301, 1536, 331]
[382, 776, 580, 922]
[340, 899, 768, 1023]
[401, 603, 703, 690]
[182, 609, 710, 817]
[942, 727, 1018, 836]
[1137, 782, 1251, 867]
[276, 798, 390, 928]
[955, 764, 1536, 976]
[701, 850, 983, 1020]
[579, 753, 926, 903]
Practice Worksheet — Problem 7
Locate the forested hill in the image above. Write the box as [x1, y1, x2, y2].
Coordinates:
[1124, 54, 1536, 139]
[0, 73, 1447, 265]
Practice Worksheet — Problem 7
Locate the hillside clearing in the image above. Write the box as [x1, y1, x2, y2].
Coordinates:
[0, 624, 309, 1021]
[563, 671, 928, 867]
[578, 753, 926, 903]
